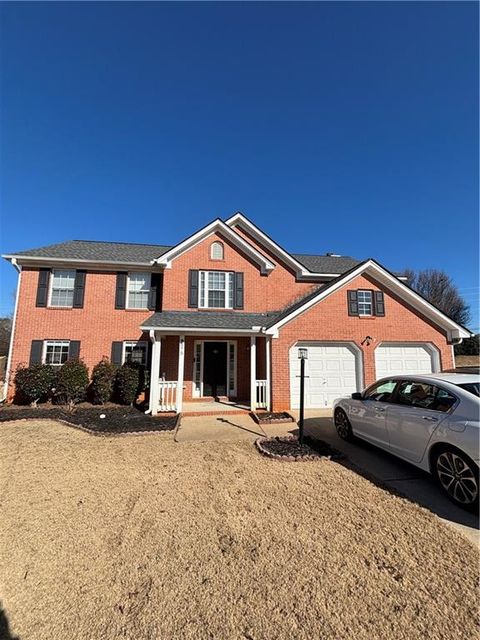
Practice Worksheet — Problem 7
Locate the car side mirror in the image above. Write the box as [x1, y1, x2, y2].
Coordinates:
[351, 392, 363, 400]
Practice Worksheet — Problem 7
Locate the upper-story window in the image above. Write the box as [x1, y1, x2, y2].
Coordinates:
[127, 272, 151, 309]
[347, 289, 385, 317]
[210, 241, 224, 260]
[199, 270, 234, 308]
[357, 290, 373, 316]
[49, 269, 76, 307]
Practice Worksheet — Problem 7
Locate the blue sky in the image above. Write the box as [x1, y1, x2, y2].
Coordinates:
[1, 2, 478, 327]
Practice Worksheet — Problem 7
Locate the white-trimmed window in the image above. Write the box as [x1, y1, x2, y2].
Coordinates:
[357, 290, 373, 316]
[44, 340, 70, 366]
[199, 270, 234, 309]
[49, 270, 75, 307]
[123, 341, 147, 365]
[211, 241, 224, 260]
[127, 273, 151, 309]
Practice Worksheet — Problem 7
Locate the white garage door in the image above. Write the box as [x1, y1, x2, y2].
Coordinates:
[289, 342, 360, 409]
[374, 343, 438, 379]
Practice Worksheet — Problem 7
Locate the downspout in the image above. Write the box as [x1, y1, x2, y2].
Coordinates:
[2, 258, 21, 402]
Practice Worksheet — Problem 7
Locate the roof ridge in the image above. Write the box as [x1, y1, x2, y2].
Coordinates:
[70, 239, 172, 247]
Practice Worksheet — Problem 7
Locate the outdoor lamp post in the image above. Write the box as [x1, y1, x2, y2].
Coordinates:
[298, 348, 308, 445]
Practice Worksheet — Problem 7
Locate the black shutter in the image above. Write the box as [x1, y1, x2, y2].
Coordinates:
[374, 291, 385, 317]
[111, 341, 123, 365]
[115, 272, 127, 309]
[68, 341, 81, 360]
[188, 270, 199, 308]
[36, 269, 51, 307]
[29, 340, 43, 365]
[347, 290, 359, 316]
[234, 272, 244, 309]
[149, 273, 162, 311]
[73, 270, 86, 308]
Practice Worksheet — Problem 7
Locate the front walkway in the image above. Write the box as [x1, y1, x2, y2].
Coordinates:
[175, 413, 295, 443]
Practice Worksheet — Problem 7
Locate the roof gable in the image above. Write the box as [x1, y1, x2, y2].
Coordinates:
[266, 259, 472, 341]
[151, 218, 276, 274]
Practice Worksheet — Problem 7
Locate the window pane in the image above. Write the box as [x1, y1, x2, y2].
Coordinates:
[200, 271, 205, 307]
[357, 290, 372, 315]
[45, 341, 69, 366]
[208, 290, 225, 307]
[228, 272, 234, 308]
[51, 270, 75, 307]
[211, 242, 224, 260]
[434, 388, 458, 412]
[396, 381, 437, 409]
[365, 380, 396, 402]
[127, 273, 150, 308]
[124, 342, 147, 365]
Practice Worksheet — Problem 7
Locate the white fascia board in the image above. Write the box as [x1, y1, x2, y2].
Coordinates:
[225, 212, 310, 276]
[151, 219, 275, 274]
[141, 326, 266, 336]
[266, 259, 472, 338]
[2, 255, 160, 271]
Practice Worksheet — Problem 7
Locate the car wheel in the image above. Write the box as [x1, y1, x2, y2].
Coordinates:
[433, 447, 479, 512]
[334, 408, 353, 441]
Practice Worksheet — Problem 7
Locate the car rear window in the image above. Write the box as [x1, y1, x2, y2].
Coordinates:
[456, 382, 480, 397]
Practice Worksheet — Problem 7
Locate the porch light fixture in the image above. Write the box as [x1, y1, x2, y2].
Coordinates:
[298, 347, 308, 360]
[361, 336, 373, 346]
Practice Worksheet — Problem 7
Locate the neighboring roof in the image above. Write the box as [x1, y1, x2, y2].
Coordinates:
[292, 253, 362, 274]
[141, 310, 279, 331]
[7, 240, 172, 264]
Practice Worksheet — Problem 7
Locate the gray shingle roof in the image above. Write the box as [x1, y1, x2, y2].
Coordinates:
[6, 240, 364, 275]
[292, 253, 362, 274]
[142, 310, 280, 330]
[9, 240, 172, 264]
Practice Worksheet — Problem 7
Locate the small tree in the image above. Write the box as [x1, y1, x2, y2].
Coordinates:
[91, 358, 117, 404]
[55, 359, 89, 408]
[115, 363, 140, 406]
[14, 363, 56, 406]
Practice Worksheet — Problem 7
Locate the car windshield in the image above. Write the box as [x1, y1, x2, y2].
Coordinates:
[456, 382, 480, 397]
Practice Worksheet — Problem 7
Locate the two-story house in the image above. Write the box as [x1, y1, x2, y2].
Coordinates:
[3, 213, 471, 414]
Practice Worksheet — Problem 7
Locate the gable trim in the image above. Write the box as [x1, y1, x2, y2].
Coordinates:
[151, 218, 275, 275]
[266, 259, 472, 341]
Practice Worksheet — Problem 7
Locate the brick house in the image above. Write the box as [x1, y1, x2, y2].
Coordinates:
[3, 213, 471, 413]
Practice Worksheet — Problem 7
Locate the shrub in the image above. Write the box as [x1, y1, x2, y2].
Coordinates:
[14, 363, 56, 406]
[115, 363, 140, 405]
[54, 359, 89, 407]
[90, 358, 117, 404]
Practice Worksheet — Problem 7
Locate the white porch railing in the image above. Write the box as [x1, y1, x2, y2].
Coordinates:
[255, 379, 268, 409]
[158, 380, 178, 412]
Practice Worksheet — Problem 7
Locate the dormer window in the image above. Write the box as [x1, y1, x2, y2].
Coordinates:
[210, 241, 224, 260]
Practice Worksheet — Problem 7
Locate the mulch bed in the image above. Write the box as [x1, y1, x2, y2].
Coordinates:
[0, 405, 179, 435]
[252, 411, 295, 425]
[256, 434, 344, 462]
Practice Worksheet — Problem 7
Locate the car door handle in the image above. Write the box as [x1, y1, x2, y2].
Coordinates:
[422, 416, 438, 422]
[375, 407, 386, 412]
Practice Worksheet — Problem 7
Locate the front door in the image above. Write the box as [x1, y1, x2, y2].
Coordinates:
[203, 342, 228, 397]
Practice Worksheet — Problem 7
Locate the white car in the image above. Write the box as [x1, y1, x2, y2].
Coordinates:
[333, 373, 480, 510]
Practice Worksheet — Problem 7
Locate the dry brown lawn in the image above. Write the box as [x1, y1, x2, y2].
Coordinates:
[0, 420, 478, 640]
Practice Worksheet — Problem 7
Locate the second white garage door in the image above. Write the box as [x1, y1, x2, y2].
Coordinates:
[289, 342, 361, 409]
[374, 343, 439, 379]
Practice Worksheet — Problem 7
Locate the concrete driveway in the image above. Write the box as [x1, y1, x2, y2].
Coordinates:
[297, 409, 479, 547]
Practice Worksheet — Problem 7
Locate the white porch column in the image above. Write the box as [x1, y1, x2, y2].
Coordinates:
[177, 335, 185, 413]
[250, 336, 256, 411]
[265, 335, 272, 411]
[149, 334, 162, 415]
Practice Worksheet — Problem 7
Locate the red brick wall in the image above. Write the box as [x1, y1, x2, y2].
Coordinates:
[162, 231, 316, 312]
[270, 273, 454, 411]
[7, 268, 151, 398]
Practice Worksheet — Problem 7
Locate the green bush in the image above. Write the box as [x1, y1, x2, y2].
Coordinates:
[14, 363, 56, 406]
[55, 359, 89, 407]
[115, 363, 140, 405]
[91, 358, 117, 404]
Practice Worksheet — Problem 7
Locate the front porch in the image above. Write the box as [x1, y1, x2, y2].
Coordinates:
[147, 332, 272, 415]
